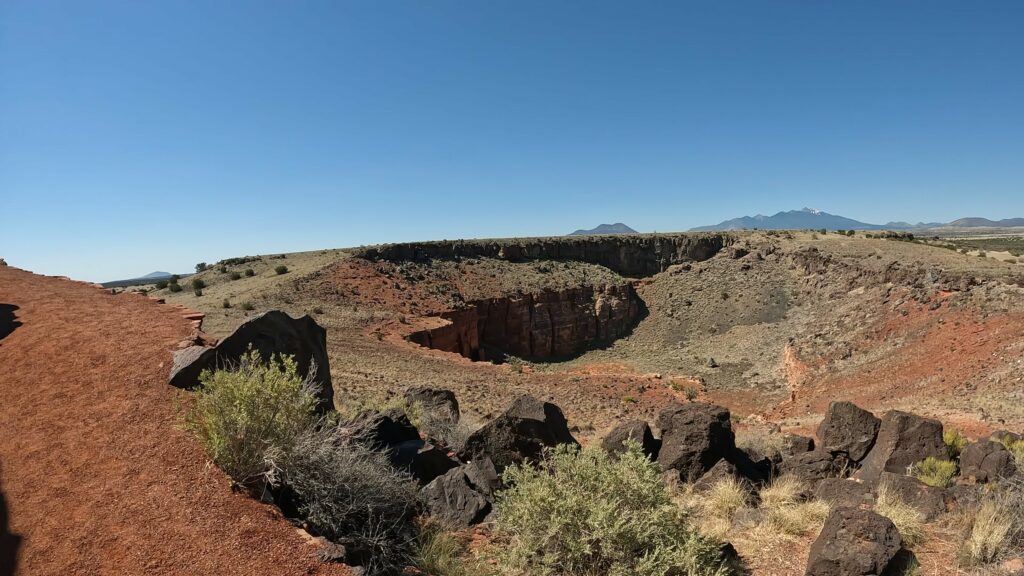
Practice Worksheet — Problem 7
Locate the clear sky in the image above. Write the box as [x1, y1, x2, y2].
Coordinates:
[2, 1, 1023, 282]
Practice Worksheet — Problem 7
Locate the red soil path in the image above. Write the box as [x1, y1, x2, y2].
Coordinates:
[0, 266, 347, 576]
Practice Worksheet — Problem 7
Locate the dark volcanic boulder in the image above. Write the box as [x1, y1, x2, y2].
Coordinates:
[778, 450, 849, 488]
[421, 466, 491, 527]
[601, 420, 660, 459]
[805, 507, 903, 576]
[656, 402, 735, 481]
[990, 430, 1022, 445]
[168, 310, 334, 411]
[855, 411, 947, 484]
[405, 387, 460, 425]
[463, 458, 501, 498]
[814, 478, 875, 509]
[457, 396, 578, 471]
[784, 434, 816, 457]
[959, 440, 1017, 483]
[352, 409, 421, 451]
[817, 401, 880, 462]
[390, 440, 461, 485]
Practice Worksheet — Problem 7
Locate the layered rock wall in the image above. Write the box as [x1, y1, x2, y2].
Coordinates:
[409, 284, 640, 360]
[356, 234, 731, 278]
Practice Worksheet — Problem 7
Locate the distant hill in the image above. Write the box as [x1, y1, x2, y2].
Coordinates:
[947, 217, 1024, 228]
[569, 223, 638, 236]
[690, 208, 886, 232]
[101, 271, 191, 289]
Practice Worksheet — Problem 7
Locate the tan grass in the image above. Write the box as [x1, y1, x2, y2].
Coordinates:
[958, 499, 1014, 566]
[875, 480, 927, 547]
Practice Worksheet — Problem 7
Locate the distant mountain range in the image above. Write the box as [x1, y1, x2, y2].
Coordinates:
[689, 208, 1024, 232]
[569, 223, 638, 235]
[140, 271, 173, 279]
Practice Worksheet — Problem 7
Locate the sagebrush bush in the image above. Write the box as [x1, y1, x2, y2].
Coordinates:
[186, 350, 319, 486]
[230, 271, 241, 280]
[875, 480, 926, 546]
[168, 282, 183, 293]
[191, 278, 206, 290]
[943, 429, 968, 459]
[244, 268, 255, 277]
[495, 442, 731, 576]
[271, 425, 420, 576]
[275, 265, 288, 275]
[912, 457, 958, 487]
[155, 279, 169, 289]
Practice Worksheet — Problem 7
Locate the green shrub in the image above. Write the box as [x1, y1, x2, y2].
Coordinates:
[271, 425, 419, 575]
[191, 278, 206, 290]
[155, 279, 169, 290]
[194, 288, 203, 297]
[275, 265, 288, 275]
[995, 438, 1024, 464]
[944, 429, 968, 459]
[911, 456, 958, 488]
[186, 350, 319, 486]
[230, 271, 242, 280]
[684, 386, 698, 401]
[168, 283, 183, 293]
[495, 443, 731, 576]
[244, 268, 255, 277]
[195, 262, 208, 272]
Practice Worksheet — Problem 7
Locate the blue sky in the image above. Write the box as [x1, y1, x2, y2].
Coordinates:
[2, 1, 1023, 281]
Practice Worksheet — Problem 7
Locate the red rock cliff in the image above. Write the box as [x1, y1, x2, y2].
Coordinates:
[409, 283, 640, 360]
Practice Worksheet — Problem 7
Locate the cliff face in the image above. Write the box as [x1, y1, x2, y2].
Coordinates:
[408, 284, 641, 360]
[355, 233, 732, 278]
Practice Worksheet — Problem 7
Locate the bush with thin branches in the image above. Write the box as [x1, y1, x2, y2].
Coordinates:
[186, 350, 319, 486]
[495, 442, 732, 576]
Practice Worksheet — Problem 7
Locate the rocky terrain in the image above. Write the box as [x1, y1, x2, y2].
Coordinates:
[7, 230, 1024, 575]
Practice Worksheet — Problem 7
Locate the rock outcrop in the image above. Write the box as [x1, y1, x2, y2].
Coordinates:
[817, 401, 880, 462]
[408, 284, 641, 360]
[806, 507, 903, 576]
[601, 420, 660, 459]
[656, 402, 735, 481]
[855, 411, 947, 484]
[356, 233, 732, 278]
[168, 310, 334, 411]
[458, 395, 578, 471]
[959, 440, 1017, 483]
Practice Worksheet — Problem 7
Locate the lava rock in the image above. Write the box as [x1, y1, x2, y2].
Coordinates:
[656, 402, 735, 481]
[817, 401, 880, 462]
[855, 411, 948, 484]
[814, 478, 875, 509]
[805, 507, 903, 576]
[168, 310, 334, 411]
[778, 450, 849, 488]
[404, 387, 460, 425]
[990, 430, 1022, 445]
[959, 440, 1017, 483]
[878, 472, 948, 520]
[458, 395, 578, 472]
[421, 466, 491, 527]
[352, 409, 421, 451]
[601, 420, 660, 460]
[463, 457, 501, 498]
[390, 440, 460, 485]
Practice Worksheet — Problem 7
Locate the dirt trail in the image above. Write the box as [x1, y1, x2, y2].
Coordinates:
[0, 266, 347, 576]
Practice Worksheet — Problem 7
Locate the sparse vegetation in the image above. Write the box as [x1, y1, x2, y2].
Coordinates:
[911, 456, 958, 488]
[155, 279, 169, 290]
[275, 265, 289, 275]
[994, 437, 1024, 464]
[168, 282, 183, 293]
[241, 301, 255, 311]
[758, 476, 830, 536]
[684, 386, 698, 401]
[244, 268, 255, 277]
[943, 429, 968, 459]
[191, 278, 206, 290]
[875, 479, 926, 546]
[230, 271, 241, 280]
[269, 425, 420, 576]
[195, 262, 208, 272]
[185, 351, 319, 487]
[194, 288, 203, 297]
[957, 476, 1023, 566]
[495, 442, 731, 576]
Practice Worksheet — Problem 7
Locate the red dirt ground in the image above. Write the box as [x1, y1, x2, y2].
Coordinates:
[0, 266, 348, 576]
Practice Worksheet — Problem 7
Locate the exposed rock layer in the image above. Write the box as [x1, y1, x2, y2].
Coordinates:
[409, 284, 641, 360]
[355, 233, 732, 277]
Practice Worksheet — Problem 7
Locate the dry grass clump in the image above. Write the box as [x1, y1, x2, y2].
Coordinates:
[958, 476, 1024, 566]
[758, 476, 830, 537]
[875, 480, 926, 547]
